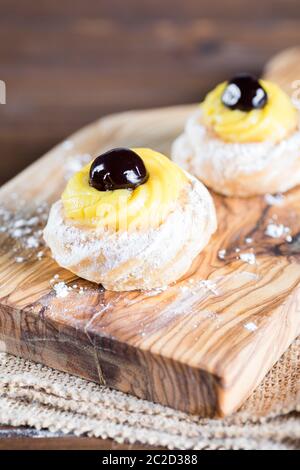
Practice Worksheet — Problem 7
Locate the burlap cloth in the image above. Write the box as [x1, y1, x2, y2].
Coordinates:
[0, 337, 299, 450]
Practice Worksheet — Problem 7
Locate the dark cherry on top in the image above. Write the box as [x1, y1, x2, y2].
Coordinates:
[221, 74, 268, 112]
[89, 148, 149, 191]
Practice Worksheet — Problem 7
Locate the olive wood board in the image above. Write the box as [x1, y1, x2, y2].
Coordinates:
[1, 53, 300, 416]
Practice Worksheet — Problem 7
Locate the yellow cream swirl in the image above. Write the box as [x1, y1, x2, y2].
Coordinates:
[201, 80, 298, 143]
[61, 148, 187, 231]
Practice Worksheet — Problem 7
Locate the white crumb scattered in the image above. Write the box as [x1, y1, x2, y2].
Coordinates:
[177, 279, 219, 297]
[0, 202, 49, 264]
[11, 228, 31, 238]
[285, 235, 293, 243]
[239, 252, 256, 265]
[13, 219, 27, 228]
[79, 286, 88, 295]
[235, 247, 240, 253]
[264, 193, 284, 206]
[36, 251, 44, 260]
[244, 322, 258, 332]
[14, 216, 39, 228]
[245, 237, 253, 244]
[50, 274, 60, 284]
[265, 223, 290, 239]
[201, 280, 219, 295]
[218, 249, 227, 260]
[180, 285, 189, 293]
[53, 281, 72, 298]
[49, 277, 88, 298]
[27, 216, 40, 226]
[142, 286, 168, 297]
[26, 235, 39, 248]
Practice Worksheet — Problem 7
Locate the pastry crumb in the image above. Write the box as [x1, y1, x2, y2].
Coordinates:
[265, 223, 290, 239]
[53, 281, 72, 298]
[264, 193, 284, 206]
[239, 252, 256, 265]
[218, 249, 226, 260]
[36, 251, 44, 260]
[244, 321, 258, 332]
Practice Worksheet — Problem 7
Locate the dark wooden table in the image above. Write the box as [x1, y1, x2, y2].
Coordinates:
[1, 0, 300, 450]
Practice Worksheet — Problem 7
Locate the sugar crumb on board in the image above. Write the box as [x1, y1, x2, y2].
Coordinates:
[49, 275, 88, 298]
[52, 281, 72, 298]
[239, 252, 256, 265]
[178, 279, 219, 296]
[218, 249, 226, 260]
[244, 321, 258, 332]
[264, 193, 284, 206]
[0, 201, 49, 264]
[265, 222, 290, 239]
[36, 250, 44, 260]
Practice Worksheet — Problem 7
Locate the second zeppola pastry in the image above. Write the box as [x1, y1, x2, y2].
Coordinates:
[172, 74, 300, 197]
[44, 148, 217, 291]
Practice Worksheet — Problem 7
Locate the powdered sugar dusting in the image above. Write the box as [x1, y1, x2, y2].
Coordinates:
[239, 253, 256, 265]
[172, 108, 300, 194]
[137, 271, 259, 335]
[0, 201, 49, 264]
[265, 193, 284, 206]
[218, 249, 227, 260]
[244, 321, 258, 332]
[49, 275, 89, 298]
[265, 223, 290, 239]
[44, 175, 217, 291]
[53, 281, 71, 298]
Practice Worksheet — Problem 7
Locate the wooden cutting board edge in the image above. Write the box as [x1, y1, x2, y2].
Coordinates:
[1, 48, 300, 417]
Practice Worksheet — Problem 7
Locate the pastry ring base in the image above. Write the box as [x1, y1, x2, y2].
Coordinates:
[44, 176, 217, 291]
[172, 110, 300, 197]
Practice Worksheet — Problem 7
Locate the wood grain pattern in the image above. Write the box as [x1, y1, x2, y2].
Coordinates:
[1, 98, 300, 416]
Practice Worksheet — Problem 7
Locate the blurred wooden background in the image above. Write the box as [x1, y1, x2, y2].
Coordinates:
[1, 0, 300, 185]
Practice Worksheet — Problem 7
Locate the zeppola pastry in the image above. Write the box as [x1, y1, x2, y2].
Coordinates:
[172, 74, 300, 197]
[44, 148, 217, 291]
